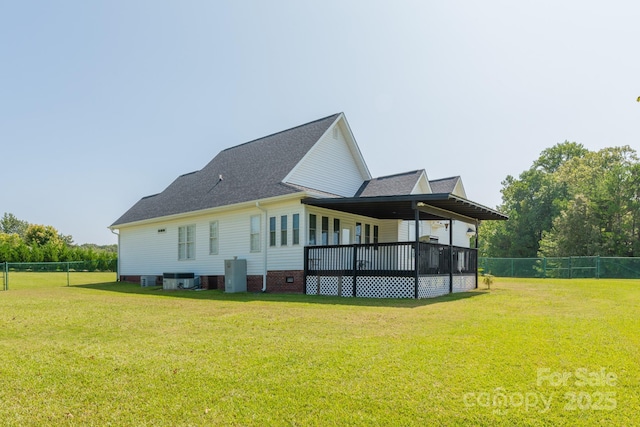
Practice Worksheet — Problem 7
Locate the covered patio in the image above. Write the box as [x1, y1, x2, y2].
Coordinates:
[302, 193, 507, 299]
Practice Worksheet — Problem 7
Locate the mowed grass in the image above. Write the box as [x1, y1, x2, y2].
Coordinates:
[0, 274, 638, 426]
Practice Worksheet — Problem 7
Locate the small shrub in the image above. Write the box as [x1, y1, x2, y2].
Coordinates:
[482, 273, 494, 290]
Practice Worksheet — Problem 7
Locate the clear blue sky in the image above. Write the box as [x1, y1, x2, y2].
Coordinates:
[2, 1, 639, 245]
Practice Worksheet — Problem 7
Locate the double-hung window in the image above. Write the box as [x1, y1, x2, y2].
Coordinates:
[178, 224, 196, 260]
[281, 215, 287, 246]
[321, 216, 329, 245]
[250, 215, 261, 252]
[269, 216, 276, 247]
[309, 214, 317, 245]
[209, 221, 219, 255]
[333, 218, 340, 245]
[292, 214, 300, 245]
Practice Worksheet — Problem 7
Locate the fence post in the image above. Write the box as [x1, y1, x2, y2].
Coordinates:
[511, 258, 514, 277]
[5, 262, 8, 290]
[569, 257, 573, 279]
[543, 257, 547, 278]
[596, 256, 600, 279]
[66, 262, 70, 286]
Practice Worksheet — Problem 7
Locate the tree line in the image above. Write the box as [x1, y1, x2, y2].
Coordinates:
[480, 142, 640, 258]
[0, 213, 117, 267]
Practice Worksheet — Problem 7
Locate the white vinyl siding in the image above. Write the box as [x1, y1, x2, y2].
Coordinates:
[118, 201, 305, 277]
[116, 201, 409, 278]
[178, 224, 195, 260]
[285, 123, 368, 197]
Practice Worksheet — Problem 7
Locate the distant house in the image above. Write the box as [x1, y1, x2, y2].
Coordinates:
[110, 113, 506, 298]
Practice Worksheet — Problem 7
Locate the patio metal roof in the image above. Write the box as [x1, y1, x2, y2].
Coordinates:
[302, 193, 508, 223]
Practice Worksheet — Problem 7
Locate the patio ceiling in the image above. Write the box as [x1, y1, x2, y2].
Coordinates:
[301, 193, 508, 223]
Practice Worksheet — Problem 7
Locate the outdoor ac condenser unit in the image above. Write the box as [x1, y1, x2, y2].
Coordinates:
[163, 272, 197, 290]
[224, 258, 247, 293]
[140, 275, 157, 287]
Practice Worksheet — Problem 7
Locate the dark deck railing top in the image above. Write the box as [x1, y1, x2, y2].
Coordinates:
[305, 241, 477, 276]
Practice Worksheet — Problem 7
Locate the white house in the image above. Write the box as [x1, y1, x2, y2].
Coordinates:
[110, 113, 506, 298]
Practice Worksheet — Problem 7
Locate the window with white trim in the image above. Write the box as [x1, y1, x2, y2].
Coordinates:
[281, 215, 287, 246]
[321, 216, 329, 245]
[309, 214, 317, 245]
[209, 221, 218, 255]
[269, 216, 276, 247]
[333, 218, 340, 245]
[292, 213, 300, 245]
[250, 215, 261, 252]
[178, 224, 196, 260]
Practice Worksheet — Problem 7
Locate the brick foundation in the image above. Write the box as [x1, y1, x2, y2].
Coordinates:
[120, 270, 304, 293]
[245, 271, 305, 293]
[198, 275, 224, 290]
[121, 275, 145, 284]
[266, 270, 305, 293]
[246, 275, 264, 292]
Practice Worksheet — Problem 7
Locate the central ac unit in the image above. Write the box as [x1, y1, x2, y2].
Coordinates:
[141, 275, 157, 287]
[163, 272, 199, 290]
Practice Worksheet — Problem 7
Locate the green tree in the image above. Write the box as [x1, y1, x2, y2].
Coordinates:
[539, 195, 600, 256]
[24, 224, 63, 248]
[0, 213, 29, 237]
[482, 142, 640, 258]
[481, 141, 585, 257]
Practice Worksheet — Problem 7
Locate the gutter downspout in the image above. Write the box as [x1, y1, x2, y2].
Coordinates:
[110, 228, 120, 282]
[256, 202, 268, 292]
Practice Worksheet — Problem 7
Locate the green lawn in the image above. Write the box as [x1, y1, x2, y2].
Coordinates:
[0, 275, 638, 426]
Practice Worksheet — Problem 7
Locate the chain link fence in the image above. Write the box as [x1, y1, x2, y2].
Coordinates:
[1, 260, 117, 290]
[479, 256, 640, 279]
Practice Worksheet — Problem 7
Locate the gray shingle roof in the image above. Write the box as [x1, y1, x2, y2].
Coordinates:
[112, 113, 340, 226]
[429, 176, 461, 194]
[355, 170, 424, 197]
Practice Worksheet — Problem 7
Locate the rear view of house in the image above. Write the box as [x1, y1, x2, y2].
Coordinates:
[110, 113, 506, 298]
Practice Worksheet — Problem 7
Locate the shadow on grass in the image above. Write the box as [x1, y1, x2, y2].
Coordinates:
[75, 281, 488, 308]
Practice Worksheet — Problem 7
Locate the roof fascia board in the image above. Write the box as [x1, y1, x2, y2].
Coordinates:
[301, 193, 508, 220]
[111, 192, 307, 230]
[415, 201, 475, 223]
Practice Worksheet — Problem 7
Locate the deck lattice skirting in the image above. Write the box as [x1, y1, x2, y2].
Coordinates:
[305, 274, 476, 299]
[304, 241, 478, 299]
